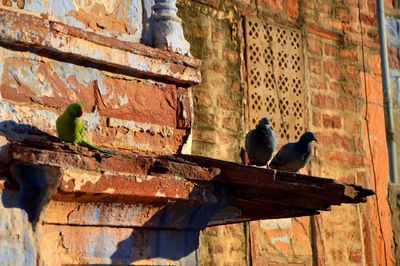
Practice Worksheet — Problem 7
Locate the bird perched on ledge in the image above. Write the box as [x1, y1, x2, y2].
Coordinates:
[56, 102, 114, 155]
[269, 131, 317, 172]
[244, 117, 278, 167]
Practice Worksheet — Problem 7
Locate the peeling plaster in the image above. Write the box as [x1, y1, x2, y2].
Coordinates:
[0, 102, 58, 133]
[24, 1, 49, 14]
[63, 168, 102, 190]
[118, 94, 129, 106]
[155, 191, 167, 197]
[49, 0, 87, 29]
[82, 109, 100, 132]
[97, 78, 108, 95]
[108, 117, 174, 137]
[260, 218, 292, 230]
[270, 235, 290, 245]
[103, 188, 116, 193]
[49, 61, 101, 88]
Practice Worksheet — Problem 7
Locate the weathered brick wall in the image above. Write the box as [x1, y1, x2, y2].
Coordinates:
[0, 0, 396, 265]
[388, 183, 400, 264]
[177, 0, 245, 163]
[0, 2, 197, 265]
[178, 0, 395, 265]
[1, 0, 145, 42]
[386, 4, 400, 265]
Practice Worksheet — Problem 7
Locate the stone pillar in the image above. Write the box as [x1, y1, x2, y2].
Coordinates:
[151, 0, 191, 56]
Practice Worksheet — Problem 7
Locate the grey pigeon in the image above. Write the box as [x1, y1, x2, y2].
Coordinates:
[245, 117, 278, 166]
[269, 131, 317, 172]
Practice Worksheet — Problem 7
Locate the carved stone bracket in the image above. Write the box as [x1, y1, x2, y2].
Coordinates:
[151, 0, 191, 56]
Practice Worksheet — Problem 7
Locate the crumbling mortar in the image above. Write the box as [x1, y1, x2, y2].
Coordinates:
[58, 231, 68, 251]
[66, 204, 81, 223]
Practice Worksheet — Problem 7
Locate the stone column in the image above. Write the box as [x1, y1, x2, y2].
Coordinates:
[151, 0, 191, 56]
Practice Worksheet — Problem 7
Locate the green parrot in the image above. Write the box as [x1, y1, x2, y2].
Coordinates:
[56, 102, 115, 155]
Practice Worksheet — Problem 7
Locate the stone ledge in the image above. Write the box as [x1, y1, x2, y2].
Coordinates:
[6, 139, 375, 228]
[0, 8, 201, 86]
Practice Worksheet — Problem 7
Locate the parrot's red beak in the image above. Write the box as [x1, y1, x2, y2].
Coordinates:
[78, 109, 83, 117]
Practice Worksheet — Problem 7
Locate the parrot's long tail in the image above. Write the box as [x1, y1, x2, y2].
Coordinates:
[81, 140, 116, 155]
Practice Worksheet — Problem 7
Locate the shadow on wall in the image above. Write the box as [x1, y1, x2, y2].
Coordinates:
[0, 120, 61, 228]
[110, 185, 229, 265]
[0, 120, 230, 264]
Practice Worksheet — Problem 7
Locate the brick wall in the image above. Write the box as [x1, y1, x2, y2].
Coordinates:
[0, 0, 395, 264]
[385, 3, 400, 264]
[178, 0, 395, 265]
[0, 2, 198, 264]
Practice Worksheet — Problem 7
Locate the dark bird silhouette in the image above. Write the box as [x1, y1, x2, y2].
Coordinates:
[269, 131, 317, 172]
[244, 117, 278, 167]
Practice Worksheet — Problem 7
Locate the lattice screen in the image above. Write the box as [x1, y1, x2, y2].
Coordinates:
[245, 18, 305, 141]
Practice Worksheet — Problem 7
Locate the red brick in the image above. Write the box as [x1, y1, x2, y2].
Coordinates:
[231, 81, 241, 92]
[388, 46, 400, 69]
[367, 1, 377, 13]
[302, 1, 314, 9]
[359, 12, 377, 27]
[385, 0, 393, 9]
[193, 129, 217, 143]
[315, 132, 332, 147]
[342, 64, 359, 81]
[353, 136, 364, 153]
[217, 95, 237, 110]
[219, 134, 235, 145]
[365, 53, 381, 74]
[342, 83, 362, 97]
[312, 93, 336, 109]
[224, 50, 239, 63]
[307, 24, 340, 40]
[257, 0, 283, 12]
[324, 43, 337, 57]
[309, 77, 326, 90]
[212, 31, 223, 42]
[329, 82, 341, 92]
[313, 112, 322, 127]
[344, 116, 362, 132]
[199, 47, 219, 60]
[338, 174, 356, 183]
[339, 48, 358, 60]
[367, 29, 379, 43]
[192, 26, 209, 38]
[344, 0, 360, 7]
[335, 7, 350, 22]
[323, 61, 341, 79]
[194, 90, 213, 108]
[212, 63, 225, 74]
[196, 112, 217, 126]
[360, 72, 383, 104]
[322, 114, 342, 129]
[307, 36, 322, 55]
[319, 150, 365, 167]
[222, 117, 239, 131]
[286, 0, 299, 19]
[309, 57, 322, 74]
[332, 132, 353, 151]
[349, 249, 362, 263]
[336, 97, 355, 111]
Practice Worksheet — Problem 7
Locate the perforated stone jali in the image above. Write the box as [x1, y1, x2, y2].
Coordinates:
[245, 17, 305, 141]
